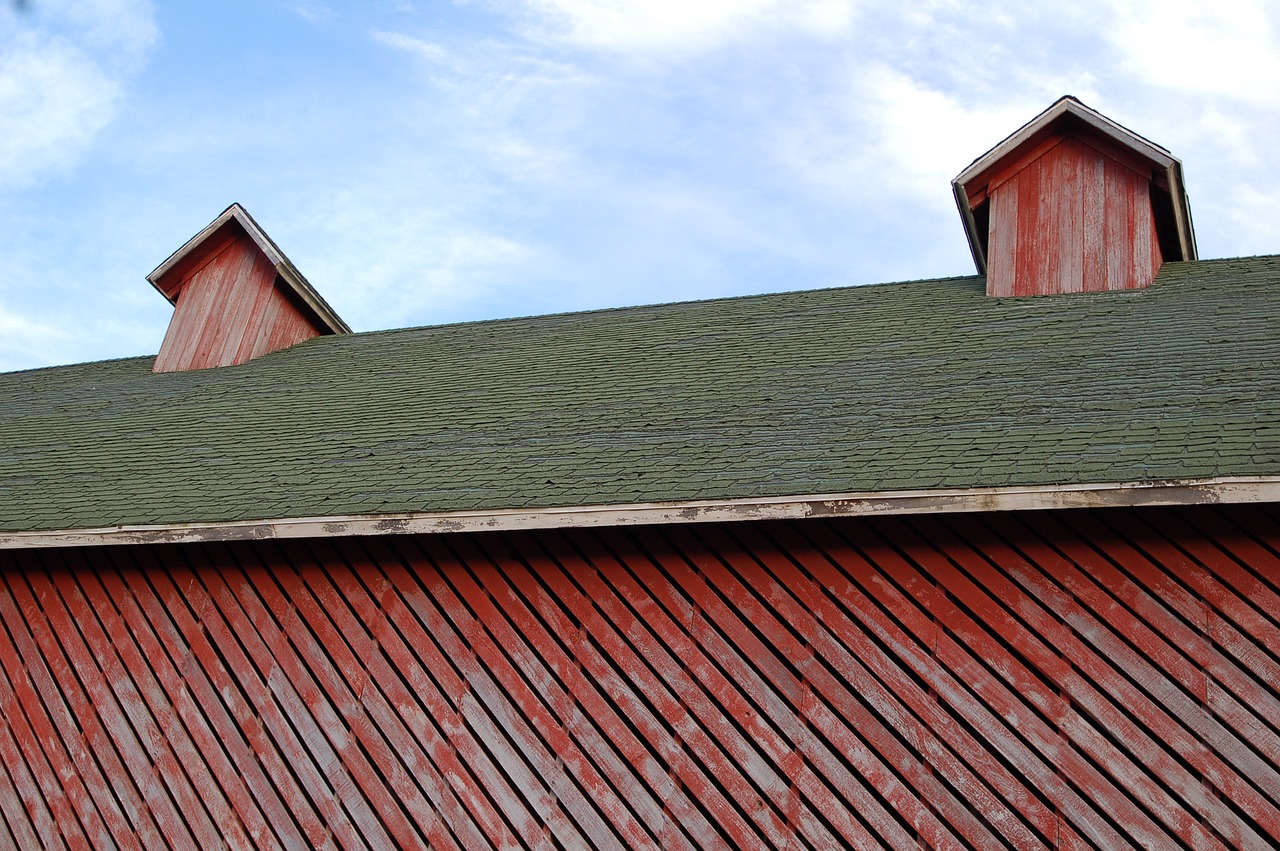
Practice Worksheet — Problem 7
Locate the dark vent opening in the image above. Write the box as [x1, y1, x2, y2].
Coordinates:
[971, 200, 990, 266]
[1150, 184, 1184, 262]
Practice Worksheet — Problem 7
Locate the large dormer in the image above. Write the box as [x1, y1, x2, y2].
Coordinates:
[953, 97, 1197, 297]
[148, 203, 348, 372]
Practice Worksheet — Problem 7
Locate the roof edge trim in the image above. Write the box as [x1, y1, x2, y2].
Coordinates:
[4, 476, 1276, 550]
[954, 96, 1176, 188]
[146, 203, 351, 334]
[952, 96, 1197, 272]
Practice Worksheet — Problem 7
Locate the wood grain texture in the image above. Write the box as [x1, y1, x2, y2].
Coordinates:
[154, 232, 327, 373]
[986, 132, 1163, 297]
[0, 505, 1277, 848]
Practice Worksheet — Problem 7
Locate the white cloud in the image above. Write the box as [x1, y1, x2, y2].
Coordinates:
[288, 3, 336, 26]
[1110, 0, 1280, 105]
[773, 65, 1051, 210]
[0, 0, 156, 189]
[44, 0, 157, 67]
[0, 33, 118, 188]
[375, 31, 455, 67]
[513, 0, 859, 52]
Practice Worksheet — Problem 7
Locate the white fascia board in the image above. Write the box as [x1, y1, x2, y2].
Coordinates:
[146, 203, 350, 333]
[2, 477, 1278, 550]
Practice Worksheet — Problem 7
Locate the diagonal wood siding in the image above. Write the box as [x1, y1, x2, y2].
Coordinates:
[0, 505, 1278, 849]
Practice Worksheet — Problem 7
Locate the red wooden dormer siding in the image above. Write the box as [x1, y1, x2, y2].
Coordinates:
[148, 204, 349, 373]
[953, 97, 1197, 298]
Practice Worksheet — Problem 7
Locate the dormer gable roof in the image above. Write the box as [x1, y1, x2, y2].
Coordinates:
[953, 96, 1197, 291]
[147, 203, 348, 372]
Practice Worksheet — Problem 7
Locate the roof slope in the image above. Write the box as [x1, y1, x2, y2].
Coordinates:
[1, 256, 1278, 534]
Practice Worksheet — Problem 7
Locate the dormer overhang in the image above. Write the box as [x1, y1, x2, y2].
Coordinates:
[952, 96, 1197, 291]
[148, 203, 349, 333]
[147, 204, 349, 372]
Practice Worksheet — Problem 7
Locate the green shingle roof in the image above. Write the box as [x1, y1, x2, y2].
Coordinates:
[2, 256, 1278, 533]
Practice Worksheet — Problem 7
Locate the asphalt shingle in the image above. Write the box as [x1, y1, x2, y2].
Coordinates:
[1, 256, 1278, 533]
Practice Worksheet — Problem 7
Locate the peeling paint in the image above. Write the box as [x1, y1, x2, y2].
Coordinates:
[3, 477, 1278, 550]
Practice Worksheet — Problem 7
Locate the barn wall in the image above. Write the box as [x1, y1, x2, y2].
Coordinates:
[0, 506, 1277, 849]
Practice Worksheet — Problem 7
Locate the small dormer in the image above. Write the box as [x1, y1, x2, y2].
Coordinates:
[953, 97, 1197, 297]
[148, 204, 349, 372]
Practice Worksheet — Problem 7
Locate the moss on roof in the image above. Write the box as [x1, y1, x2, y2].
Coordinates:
[2, 256, 1278, 533]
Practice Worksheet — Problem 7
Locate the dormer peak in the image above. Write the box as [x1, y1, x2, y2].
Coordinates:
[953, 96, 1197, 297]
[147, 203, 348, 373]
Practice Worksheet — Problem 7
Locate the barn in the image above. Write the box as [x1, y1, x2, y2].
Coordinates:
[0, 97, 1277, 849]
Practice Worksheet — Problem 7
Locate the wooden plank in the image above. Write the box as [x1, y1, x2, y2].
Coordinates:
[151, 226, 240, 302]
[0, 565, 144, 850]
[0, 603, 81, 851]
[970, 134, 1068, 200]
[789, 519, 1137, 848]
[1103, 157, 1133, 290]
[212, 247, 279, 369]
[179, 239, 249, 372]
[296, 538, 489, 850]
[1064, 511, 1280, 736]
[469, 532, 708, 849]
[593, 526, 915, 849]
[1120, 163, 1156, 288]
[1000, 510, 1280, 819]
[264, 294, 317, 356]
[720, 521, 1059, 848]
[200, 238, 274, 370]
[1137, 510, 1280, 669]
[947, 512, 1279, 844]
[129, 545, 324, 850]
[532, 528, 806, 849]
[987, 170, 1018, 296]
[444, 532, 674, 848]
[0, 508, 1276, 847]
[99, 547, 293, 851]
[1170, 507, 1280, 610]
[773, 520, 1114, 849]
[305, 538, 516, 850]
[28, 553, 202, 850]
[1081, 144, 1106, 292]
[497, 530, 746, 849]
[56, 549, 234, 849]
[0, 731, 42, 851]
[393, 534, 613, 849]
[681, 522, 1026, 849]
[3, 569, 168, 848]
[153, 235, 238, 371]
[1056, 138, 1083, 293]
[1030, 153, 1056, 296]
[244, 540, 455, 850]
[1014, 154, 1044, 296]
[357, 536, 558, 850]
[200, 543, 398, 850]
[925, 512, 1244, 845]
[165, 547, 357, 850]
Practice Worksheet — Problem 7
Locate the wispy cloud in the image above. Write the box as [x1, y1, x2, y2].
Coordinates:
[374, 31, 455, 67]
[0, 33, 119, 188]
[512, 0, 859, 53]
[0, 0, 156, 189]
[287, 2, 336, 26]
[1, 0, 1278, 372]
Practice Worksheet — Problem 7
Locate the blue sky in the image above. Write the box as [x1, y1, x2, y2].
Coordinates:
[1, 0, 1278, 371]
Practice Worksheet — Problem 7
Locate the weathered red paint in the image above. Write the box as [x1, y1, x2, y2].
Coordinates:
[985, 134, 1163, 297]
[152, 228, 325, 373]
[1, 506, 1278, 848]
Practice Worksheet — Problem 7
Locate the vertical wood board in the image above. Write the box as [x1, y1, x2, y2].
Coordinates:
[987, 133, 1164, 298]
